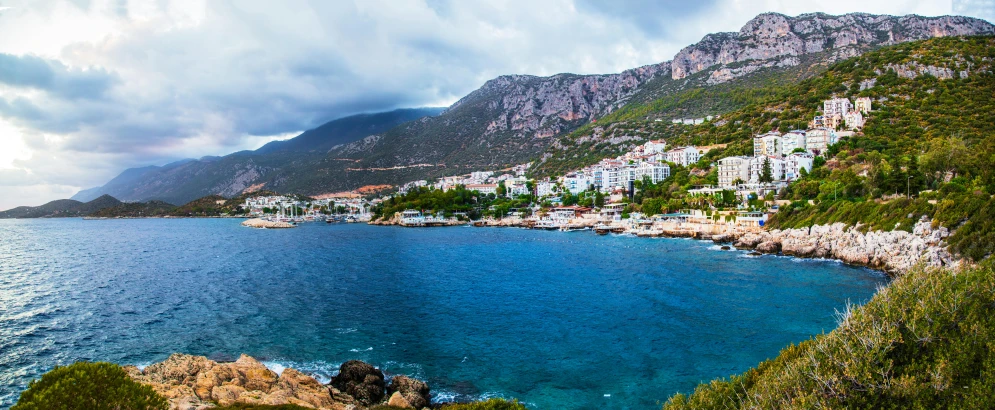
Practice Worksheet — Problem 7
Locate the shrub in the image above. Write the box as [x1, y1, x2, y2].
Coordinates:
[440, 398, 528, 410]
[663, 261, 995, 409]
[13, 362, 167, 410]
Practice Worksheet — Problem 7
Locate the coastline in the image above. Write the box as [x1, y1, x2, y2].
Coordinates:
[368, 213, 958, 276]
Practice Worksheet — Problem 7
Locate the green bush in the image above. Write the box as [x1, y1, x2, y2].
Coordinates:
[440, 398, 528, 410]
[663, 261, 995, 409]
[13, 362, 168, 410]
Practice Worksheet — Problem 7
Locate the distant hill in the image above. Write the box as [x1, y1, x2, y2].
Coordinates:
[87, 200, 178, 218]
[0, 195, 123, 218]
[70, 108, 445, 205]
[71, 161, 195, 202]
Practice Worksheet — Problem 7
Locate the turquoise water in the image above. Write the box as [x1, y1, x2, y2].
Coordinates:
[0, 219, 887, 409]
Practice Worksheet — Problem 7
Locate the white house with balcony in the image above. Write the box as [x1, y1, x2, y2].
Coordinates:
[785, 152, 814, 180]
[634, 161, 671, 184]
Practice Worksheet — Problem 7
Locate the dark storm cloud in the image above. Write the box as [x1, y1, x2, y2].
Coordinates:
[0, 53, 119, 99]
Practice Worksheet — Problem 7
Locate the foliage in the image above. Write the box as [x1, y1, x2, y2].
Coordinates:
[439, 398, 528, 410]
[373, 186, 534, 220]
[12, 362, 168, 410]
[663, 261, 995, 409]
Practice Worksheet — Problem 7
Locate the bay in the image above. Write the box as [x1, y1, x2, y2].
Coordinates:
[0, 219, 886, 409]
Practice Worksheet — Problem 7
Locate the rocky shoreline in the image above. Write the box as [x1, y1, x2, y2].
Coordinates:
[378, 213, 960, 276]
[714, 216, 960, 275]
[126, 353, 432, 410]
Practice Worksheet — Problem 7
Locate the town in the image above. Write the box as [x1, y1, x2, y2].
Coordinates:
[244, 96, 871, 236]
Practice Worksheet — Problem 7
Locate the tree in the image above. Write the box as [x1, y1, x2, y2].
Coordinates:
[759, 157, 774, 183]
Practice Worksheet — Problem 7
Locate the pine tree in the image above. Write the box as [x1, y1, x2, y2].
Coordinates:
[760, 157, 773, 183]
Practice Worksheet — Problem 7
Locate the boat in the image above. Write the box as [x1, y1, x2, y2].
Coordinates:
[533, 220, 561, 230]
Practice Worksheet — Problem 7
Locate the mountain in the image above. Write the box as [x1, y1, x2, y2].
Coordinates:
[71, 108, 445, 204]
[71, 161, 194, 202]
[72, 12, 994, 205]
[0, 195, 123, 218]
[255, 108, 446, 154]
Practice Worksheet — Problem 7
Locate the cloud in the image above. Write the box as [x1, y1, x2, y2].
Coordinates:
[0, 0, 959, 209]
[0, 53, 119, 99]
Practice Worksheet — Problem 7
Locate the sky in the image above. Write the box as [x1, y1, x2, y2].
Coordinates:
[0, 0, 987, 210]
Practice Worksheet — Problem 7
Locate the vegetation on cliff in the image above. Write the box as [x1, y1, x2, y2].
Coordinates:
[663, 260, 995, 409]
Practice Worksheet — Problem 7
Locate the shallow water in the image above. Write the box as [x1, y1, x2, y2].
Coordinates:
[0, 219, 887, 409]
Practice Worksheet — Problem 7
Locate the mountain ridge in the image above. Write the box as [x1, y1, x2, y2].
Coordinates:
[67, 12, 995, 205]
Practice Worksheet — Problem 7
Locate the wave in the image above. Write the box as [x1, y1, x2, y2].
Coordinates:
[348, 347, 374, 352]
[260, 360, 339, 384]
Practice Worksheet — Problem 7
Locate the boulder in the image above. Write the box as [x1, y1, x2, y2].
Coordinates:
[331, 360, 386, 406]
[756, 240, 781, 254]
[387, 375, 430, 409]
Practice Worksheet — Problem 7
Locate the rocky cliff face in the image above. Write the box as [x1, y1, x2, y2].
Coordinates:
[729, 216, 959, 275]
[450, 62, 670, 140]
[671, 13, 995, 82]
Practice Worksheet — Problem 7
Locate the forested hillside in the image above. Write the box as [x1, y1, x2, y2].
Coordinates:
[536, 35, 995, 261]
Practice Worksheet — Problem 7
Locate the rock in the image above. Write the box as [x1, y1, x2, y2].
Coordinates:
[756, 241, 781, 254]
[331, 360, 386, 406]
[275, 368, 338, 409]
[242, 218, 296, 229]
[131, 353, 350, 410]
[387, 391, 413, 408]
[720, 246, 731, 251]
[671, 13, 994, 81]
[387, 375, 430, 409]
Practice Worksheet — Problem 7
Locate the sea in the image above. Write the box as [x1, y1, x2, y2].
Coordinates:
[0, 219, 887, 409]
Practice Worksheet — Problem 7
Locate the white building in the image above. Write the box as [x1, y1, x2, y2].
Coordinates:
[785, 152, 814, 180]
[470, 171, 494, 181]
[753, 132, 783, 157]
[643, 140, 668, 154]
[634, 162, 671, 184]
[466, 184, 498, 195]
[843, 110, 865, 130]
[854, 97, 872, 114]
[562, 173, 593, 194]
[665, 146, 702, 167]
[749, 156, 786, 182]
[782, 130, 807, 153]
[823, 98, 853, 117]
[718, 156, 751, 187]
[536, 181, 556, 198]
[805, 128, 837, 155]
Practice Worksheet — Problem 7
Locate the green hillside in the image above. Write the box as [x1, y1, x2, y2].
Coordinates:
[538, 35, 995, 261]
[663, 261, 995, 409]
